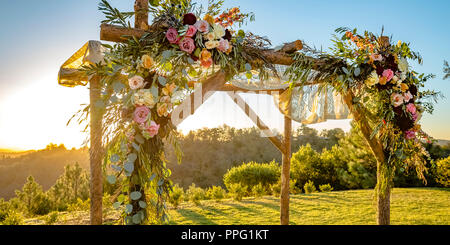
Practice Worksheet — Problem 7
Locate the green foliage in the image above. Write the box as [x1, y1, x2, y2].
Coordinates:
[304, 181, 317, 194]
[223, 161, 280, 194]
[186, 184, 206, 206]
[444, 60, 450, 80]
[251, 183, 266, 197]
[1, 211, 23, 225]
[43, 211, 59, 225]
[270, 182, 281, 197]
[227, 183, 245, 202]
[435, 157, 450, 187]
[206, 186, 227, 202]
[289, 179, 301, 194]
[0, 198, 10, 222]
[319, 184, 334, 192]
[169, 184, 185, 209]
[48, 163, 90, 211]
[67, 198, 90, 212]
[15, 176, 52, 216]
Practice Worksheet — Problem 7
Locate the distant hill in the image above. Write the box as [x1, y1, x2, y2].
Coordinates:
[436, 139, 450, 147]
[0, 147, 89, 200]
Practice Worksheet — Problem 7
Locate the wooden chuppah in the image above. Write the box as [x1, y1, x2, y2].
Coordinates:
[60, 0, 392, 225]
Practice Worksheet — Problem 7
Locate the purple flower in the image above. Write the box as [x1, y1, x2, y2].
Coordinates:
[405, 130, 416, 140]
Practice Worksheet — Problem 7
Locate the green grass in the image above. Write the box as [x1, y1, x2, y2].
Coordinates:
[24, 188, 449, 225]
[168, 188, 450, 225]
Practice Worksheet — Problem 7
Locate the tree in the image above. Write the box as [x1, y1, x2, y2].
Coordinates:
[48, 162, 90, 210]
[15, 176, 51, 215]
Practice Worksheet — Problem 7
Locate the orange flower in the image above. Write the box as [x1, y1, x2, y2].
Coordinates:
[200, 48, 212, 61]
[379, 77, 387, 85]
[204, 14, 215, 25]
[400, 83, 409, 92]
[141, 55, 154, 69]
[162, 83, 177, 96]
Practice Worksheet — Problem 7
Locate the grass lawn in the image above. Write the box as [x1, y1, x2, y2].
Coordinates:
[25, 188, 449, 225]
[167, 188, 450, 225]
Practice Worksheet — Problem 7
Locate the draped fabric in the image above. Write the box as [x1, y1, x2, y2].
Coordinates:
[58, 41, 106, 87]
[230, 65, 352, 124]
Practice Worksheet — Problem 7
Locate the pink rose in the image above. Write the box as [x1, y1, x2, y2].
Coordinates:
[391, 93, 404, 107]
[166, 28, 180, 44]
[382, 69, 394, 82]
[179, 37, 196, 54]
[134, 106, 150, 124]
[406, 103, 417, 115]
[403, 91, 413, 103]
[185, 25, 197, 38]
[412, 113, 419, 122]
[194, 20, 210, 33]
[217, 39, 230, 53]
[145, 121, 160, 138]
[405, 130, 416, 140]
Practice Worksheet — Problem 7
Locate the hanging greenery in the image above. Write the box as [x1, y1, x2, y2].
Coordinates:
[78, 0, 438, 225]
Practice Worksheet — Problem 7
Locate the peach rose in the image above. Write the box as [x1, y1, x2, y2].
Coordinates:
[141, 55, 154, 69]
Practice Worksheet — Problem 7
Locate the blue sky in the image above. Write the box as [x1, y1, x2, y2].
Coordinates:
[0, 0, 449, 150]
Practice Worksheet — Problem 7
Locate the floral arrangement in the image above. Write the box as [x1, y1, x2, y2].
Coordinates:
[286, 27, 438, 197]
[84, 0, 261, 225]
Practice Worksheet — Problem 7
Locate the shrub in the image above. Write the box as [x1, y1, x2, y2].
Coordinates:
[207, 186, 226, 202]
[227, 183, 246, 202]
[304, 181, 317, 194]
[319, 184, 334, 192]
[290, 179, 302, 194]
[252, 183, 266, 197]
[436, 157, 450, 187]
[44, 211, 59, 225]
[224, 161, 280, 194]
[0, 199, 10, 222]
[186, 184, 205, 206]
[1, 211, 23, 225]
[270, 182, 281, 197]
[67, 198, 90, 212]
[169, 184, 185, 209]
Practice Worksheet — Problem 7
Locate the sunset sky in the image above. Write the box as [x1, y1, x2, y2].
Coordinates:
[0, 0, 449, 151]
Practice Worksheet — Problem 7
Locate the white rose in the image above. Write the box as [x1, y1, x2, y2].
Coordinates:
[133, 89, 156, 108]
[128, 75, 145, 90]
[398, 57, 409, 73]
[365, 71, 379, 87]
[213, 24, 225, 39]
[204, 32, 215, 41]
[205, 40, 220, 50]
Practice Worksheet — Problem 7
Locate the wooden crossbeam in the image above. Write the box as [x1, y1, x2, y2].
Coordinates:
[226, 92, 286, 154]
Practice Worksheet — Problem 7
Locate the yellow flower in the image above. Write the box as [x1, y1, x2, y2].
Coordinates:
[141, 54, 154, 69]
[213, 24, 225, 39]
[162, 83, 177, 96]
[204, 14, 215, 25]
[365, 71, 379, 87]
[157, 103, 169, 117]
[400, 83, 409, 92]
[134, 89, 156, 108]
[200, 48, 212, 61]
[397, 40, 402, 48]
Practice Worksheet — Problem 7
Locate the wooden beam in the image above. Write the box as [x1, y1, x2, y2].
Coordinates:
[226, 92, 285, 154]
[218, 84, 285, 93]
[89, 76, 104, 225]
[134, 0, 148, 30]
[99, 24, 302, 66]
[280, 114, 292, 225]
[172, 71, 227, 125]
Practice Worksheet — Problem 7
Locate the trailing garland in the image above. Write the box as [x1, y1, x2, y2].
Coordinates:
[285, 27, 438, 197]
[78, 0, 438, 225]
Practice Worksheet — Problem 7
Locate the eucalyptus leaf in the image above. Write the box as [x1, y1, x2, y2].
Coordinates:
[157, 179, 164, 186]
[139, 201, 147, 209]
[158, 76, 167, 86]
[245, 63, 252, 71]
[132, 214, 141, 224]
[149, 173, 157, 181]
[354, 68, 361, 77]
[110, 154, 120, 163]
[135, 134, 145, 145]
[130, 191, 142, 201]
[132, 142, 140, 152]
[127, 153, 138, 163]
[113, 81, 125, 93]
[125, 204, 133, 214]
[113, 202, 121, 209]
[106, 175, 116, 184]
[111, 164, 121, 172]
[124, 162, 134, 173]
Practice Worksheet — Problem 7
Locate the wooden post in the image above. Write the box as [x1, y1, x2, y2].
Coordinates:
[89, 76, 103, 225]
[280, 115, 292, 225]
[134, 0, 148, 30]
